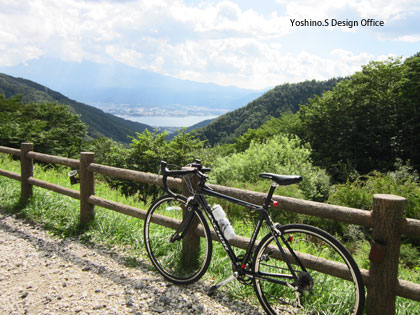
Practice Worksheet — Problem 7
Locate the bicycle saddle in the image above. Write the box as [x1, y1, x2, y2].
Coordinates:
[259, 173, 302, 186]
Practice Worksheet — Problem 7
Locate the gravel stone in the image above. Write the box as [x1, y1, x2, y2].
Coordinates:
[0, 212, 268, 314]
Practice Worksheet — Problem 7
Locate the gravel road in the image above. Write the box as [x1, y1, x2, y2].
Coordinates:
[0, 212, 265, 315]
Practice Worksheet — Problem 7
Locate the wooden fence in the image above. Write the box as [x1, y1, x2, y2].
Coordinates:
[1, 143, 420, 314]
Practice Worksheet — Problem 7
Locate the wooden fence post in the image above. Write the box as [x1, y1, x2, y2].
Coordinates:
[79, 152, 95, 226]
[366, 194, 406, 315]
[181, 171, 200, 269]
[20, 143, 33, 204]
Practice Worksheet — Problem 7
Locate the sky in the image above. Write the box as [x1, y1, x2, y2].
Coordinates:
[1, 0, 419, 90]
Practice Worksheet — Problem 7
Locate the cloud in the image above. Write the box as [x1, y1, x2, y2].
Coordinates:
[395, 35, 420, 42]
[167, 46, 377, 89]
[0, 0, 418, 89]
[277, 0, 420, 21]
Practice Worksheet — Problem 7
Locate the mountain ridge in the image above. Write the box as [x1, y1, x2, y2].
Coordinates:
[0, 58, 264, 111]
[192, 78, 341, 145]
[0, 73, 152, 143]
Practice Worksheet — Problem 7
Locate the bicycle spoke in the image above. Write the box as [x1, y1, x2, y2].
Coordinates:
[144, 195, 212, 284]
[253, 224, 364, 314]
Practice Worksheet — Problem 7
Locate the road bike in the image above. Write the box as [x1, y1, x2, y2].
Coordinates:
[144, 160, 365, 314]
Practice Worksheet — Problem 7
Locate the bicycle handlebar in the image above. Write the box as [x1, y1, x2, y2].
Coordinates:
[160, 160, 210, 196]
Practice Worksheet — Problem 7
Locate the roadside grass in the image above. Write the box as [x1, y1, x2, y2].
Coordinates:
[0, 155, 419, 313]
[0, 156, 148, 258]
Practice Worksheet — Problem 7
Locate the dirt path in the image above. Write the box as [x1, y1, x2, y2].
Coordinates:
[0, 212, 264, 314]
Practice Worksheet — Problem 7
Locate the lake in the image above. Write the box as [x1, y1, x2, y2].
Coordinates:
[117, 115, 218, 127]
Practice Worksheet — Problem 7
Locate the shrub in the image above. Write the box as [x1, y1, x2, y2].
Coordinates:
[87, 130, 204, 202]
[328, 160, 420, 220]
[400, 243, 420, 269]
[211, 134, 330, 202]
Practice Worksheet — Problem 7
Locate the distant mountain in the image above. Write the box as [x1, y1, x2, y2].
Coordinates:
[192, 79, 341, 145]
[0, 73, 152, 143]
[0, 58, 263, 111]
[185, 118, 215, 133]
[167, 117, 215, 140]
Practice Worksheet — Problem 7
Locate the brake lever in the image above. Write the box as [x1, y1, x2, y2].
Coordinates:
[196, 169, 208, 180]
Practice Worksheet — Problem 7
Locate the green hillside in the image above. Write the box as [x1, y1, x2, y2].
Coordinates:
[192, 79, 340, 145]
[0, 73, 151, 143]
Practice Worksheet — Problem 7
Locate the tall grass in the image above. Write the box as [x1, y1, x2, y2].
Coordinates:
[0, 155, 419, 313]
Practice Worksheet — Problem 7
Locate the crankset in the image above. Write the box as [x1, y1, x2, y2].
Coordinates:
[296, 271, 314, 292]
[235, 255, 253, 285]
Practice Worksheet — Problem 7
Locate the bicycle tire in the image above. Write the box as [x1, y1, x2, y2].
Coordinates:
[253, 224, 365, 314]
[144, 194, 212, 284]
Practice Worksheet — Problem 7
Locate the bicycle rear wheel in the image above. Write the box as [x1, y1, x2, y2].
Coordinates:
[144, 195, 212, 284]
[253, 224, 365, 314]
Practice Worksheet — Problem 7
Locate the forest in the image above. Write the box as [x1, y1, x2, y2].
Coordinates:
[191, 77, 340, 145]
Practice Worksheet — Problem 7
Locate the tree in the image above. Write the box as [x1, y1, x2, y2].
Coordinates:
[397, 53, 420, 171]
[298, 58, 404, 180]
[0, 94, 87, 157]
[234, 112, 302, 152]
[102, 129, 205, 201]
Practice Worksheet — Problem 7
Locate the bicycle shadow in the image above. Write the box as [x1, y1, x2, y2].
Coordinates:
[0, 212, 264, 314]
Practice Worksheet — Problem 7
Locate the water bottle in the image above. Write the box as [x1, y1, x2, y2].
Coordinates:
[218, 217, 236, 240]
[211, 204, 236, 240]
[211, 204, 226, 220]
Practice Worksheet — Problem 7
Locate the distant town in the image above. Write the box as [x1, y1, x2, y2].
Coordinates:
[91, 103, 228, 118]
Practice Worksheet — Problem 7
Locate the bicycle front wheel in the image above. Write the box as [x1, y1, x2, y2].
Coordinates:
[253, 224, 364, 314]
[144, 194, 212, 285]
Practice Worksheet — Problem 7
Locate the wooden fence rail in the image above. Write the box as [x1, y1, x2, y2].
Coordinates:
[1, 143, 420, 314]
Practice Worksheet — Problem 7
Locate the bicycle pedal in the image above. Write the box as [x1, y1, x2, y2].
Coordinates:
[207, 272, 238, 296]
[208, 285, 218, 296]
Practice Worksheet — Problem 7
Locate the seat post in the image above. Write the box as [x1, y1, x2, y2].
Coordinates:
[264, 183, 277, 209]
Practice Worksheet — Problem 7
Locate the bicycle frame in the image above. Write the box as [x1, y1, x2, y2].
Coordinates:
[159, 160, 305, 287]
[193, 182, 305, 285]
